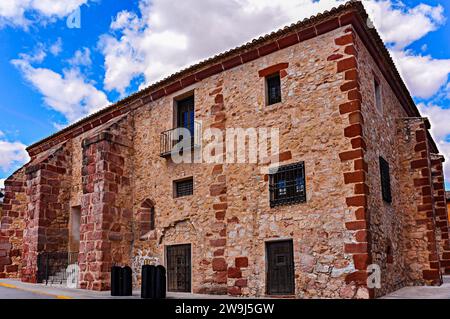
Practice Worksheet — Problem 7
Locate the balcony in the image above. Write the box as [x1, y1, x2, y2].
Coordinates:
[160, 121, 201, 158]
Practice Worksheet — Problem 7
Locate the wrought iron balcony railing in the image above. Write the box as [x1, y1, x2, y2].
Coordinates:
[160, 121, 201, 157]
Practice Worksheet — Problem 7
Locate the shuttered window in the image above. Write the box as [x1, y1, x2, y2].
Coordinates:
[269, 162, 306, 207]
[379, 157, 392, 203]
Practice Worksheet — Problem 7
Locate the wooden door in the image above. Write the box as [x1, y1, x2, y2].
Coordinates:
[167, 244, 191, 292]
[266, 240, 295, 295]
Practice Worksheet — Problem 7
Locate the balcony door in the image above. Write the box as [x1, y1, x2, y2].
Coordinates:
[177, 96, 195, 135]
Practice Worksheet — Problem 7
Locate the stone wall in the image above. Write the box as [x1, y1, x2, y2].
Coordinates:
[78, 115, 134, 291]
[129, 25, 365, 298]
[21, 142, 72, 283]
[0, 168, 27, 278]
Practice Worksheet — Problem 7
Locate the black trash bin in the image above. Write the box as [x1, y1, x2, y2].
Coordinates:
[141, 265, 156, 299]
[121, 266, 133, 296]
[155, 265, 166, 299]
[111, 266, 122, 296]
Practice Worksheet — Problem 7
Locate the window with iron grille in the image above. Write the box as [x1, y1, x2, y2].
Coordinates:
[269, 162, 306, 207]
[266, 73, 281, 105]
[379, 156, 392, 203]
[174, 178, 193, 198]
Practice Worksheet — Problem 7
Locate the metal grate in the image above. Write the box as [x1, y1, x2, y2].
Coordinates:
[160, 121, 201, 157]
[175, 178, 193, 198]
[269, 162, 306, 207]
[379, 156, 392, 203]
[266, 73, 281, 105]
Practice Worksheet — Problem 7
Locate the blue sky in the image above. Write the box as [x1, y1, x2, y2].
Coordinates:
[0, 0, 449, 190]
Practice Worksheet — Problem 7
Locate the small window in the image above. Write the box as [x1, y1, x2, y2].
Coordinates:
[269, 162, 306, 207]
[379, 157, 392, 203]
[374, 77, 382, 113]
[266, 73, 281, 105]
[174, 178, 193, 198]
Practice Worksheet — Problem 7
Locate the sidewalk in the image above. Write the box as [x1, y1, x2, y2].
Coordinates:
[381, 276, 450, 299]
[0, 278, 233, 299]
[1, 277, 450, 299]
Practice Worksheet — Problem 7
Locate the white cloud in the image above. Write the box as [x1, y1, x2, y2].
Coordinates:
[50, 38, 63, 56]
[68, 47, 92, 67]
[390, 50, 450, 99]
[363, 1, 444, 49]
[12, 57, 110, 123]
[418, 103, 450, 181]
[0, 137, 29, 174]
[99, 0, 447, 96]
[0, 0, 90, 28]
[0, 178, 5, 189]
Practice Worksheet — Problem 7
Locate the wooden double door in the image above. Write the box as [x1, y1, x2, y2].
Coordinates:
[166, 244, 191, 292]
[266, 240, 295, 295]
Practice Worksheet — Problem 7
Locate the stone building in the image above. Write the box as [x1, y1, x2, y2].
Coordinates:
[0, 1, 449, 298]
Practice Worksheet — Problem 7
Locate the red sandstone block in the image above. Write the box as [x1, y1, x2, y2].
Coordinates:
[355, 230, 368, 243]
[214, 249, 225, 257]
[345, 270, 368, 285]
[345, 69, 358, 81]
[228, 286, 242, 296]
[354, 159, 368, 172]
[414, 178, 430, 187]
[340, 81, 359, 92]
[348, 89, 362, 101]
[344, 171, 365, 184]
[164, 81, 182, 95]
[335, 34, 354, 46]
[316, 17, 339, 35]
[210, 239, 226, 247]
[344, 243, 368, 254]
[344, 124, 362, 138]
[196, 64, 224, 81]
[235, 257, 249, 268]
[297, 27, 316, 42]
[327, 54, 343, 61]
[349, 112, 364, 126]
[422, 269, 440, 280]
[258, 42, 279, 56]
[344, 45, 357, 56]
[339, 100, 361, 114]
[353, 254, 370, 270]
[355, 208, 367, 220]
[0, 257, 12, 265]
[411, 159, 429, 169]
[213, 271, 227, 284]
[235, 279, 248, 288]
[5, 265, 18, 273]
[227, 267, 242, 278]
[277, 33, 299, 49]
[241, 49, 259, 63]
[345, 220, 367, 231]
[339, 149, 363, 161]
[210, 183, 227, 196]
[212, 258, 227, 271]
[414, 142, 427, 152]
[222, 56, 242, 71]
[258, 63, 289, 78]
[337, 57, 357, 73]
[416, 130, 426, 142]
[354, 183, 369, 195]
[215, 211, 226, 221]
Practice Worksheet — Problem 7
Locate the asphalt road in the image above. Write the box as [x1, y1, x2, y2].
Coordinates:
[0, 285, 56, 299]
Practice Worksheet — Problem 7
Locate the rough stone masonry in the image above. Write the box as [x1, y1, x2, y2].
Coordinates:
[1, 1, 450, 298]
